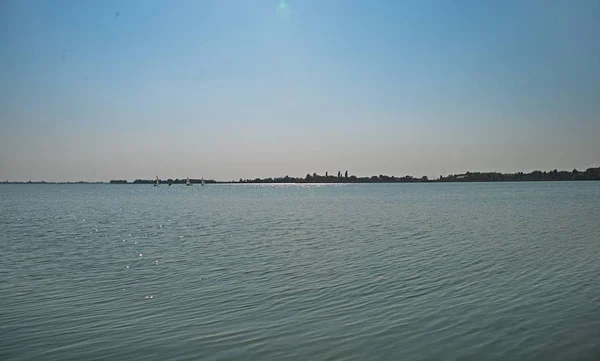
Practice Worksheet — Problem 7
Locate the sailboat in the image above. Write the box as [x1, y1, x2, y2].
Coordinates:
[186, 177, 192, 186]
[154, 176, 159, 186]
[201, 177, 205, 186]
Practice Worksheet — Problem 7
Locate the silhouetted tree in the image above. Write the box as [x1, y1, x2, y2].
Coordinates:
[586, 168, 600, 180]
[525, 171, 542, 181]
[345, 170, 348, 178]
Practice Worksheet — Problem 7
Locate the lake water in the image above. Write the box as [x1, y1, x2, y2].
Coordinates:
[1, 182, 599, 360]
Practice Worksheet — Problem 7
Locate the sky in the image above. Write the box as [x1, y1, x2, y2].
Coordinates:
[1, 0, 599, 182]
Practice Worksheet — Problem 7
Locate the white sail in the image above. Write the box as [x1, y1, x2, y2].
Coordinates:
[155, 175, 159, 186]
[201, 177, 205, 186]
[186, 177, 191, 186]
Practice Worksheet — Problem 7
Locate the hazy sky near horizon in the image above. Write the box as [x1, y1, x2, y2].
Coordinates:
[1, 0, 599, 181]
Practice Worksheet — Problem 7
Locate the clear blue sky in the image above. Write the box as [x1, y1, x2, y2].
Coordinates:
[1, 0, 599, 181]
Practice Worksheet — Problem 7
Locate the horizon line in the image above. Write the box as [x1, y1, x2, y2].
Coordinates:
[3, 165, 599, 184]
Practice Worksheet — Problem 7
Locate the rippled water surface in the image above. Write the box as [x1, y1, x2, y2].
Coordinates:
[1, 182, 599, 360]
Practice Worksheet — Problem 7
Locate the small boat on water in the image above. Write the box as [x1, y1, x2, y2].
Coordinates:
[154, 176, 159, 186]
[186, 177, 192, 186]
[201, 177, 205, 186]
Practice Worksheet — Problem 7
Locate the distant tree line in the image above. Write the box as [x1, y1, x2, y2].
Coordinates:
[438, 168, 600, 182]
[5, 167, 599, 184]
[235, 171, 429, 183]
[234, 167, 600, 183]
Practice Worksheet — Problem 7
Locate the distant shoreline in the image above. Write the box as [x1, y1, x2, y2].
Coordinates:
[3, 167, 599, 184]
